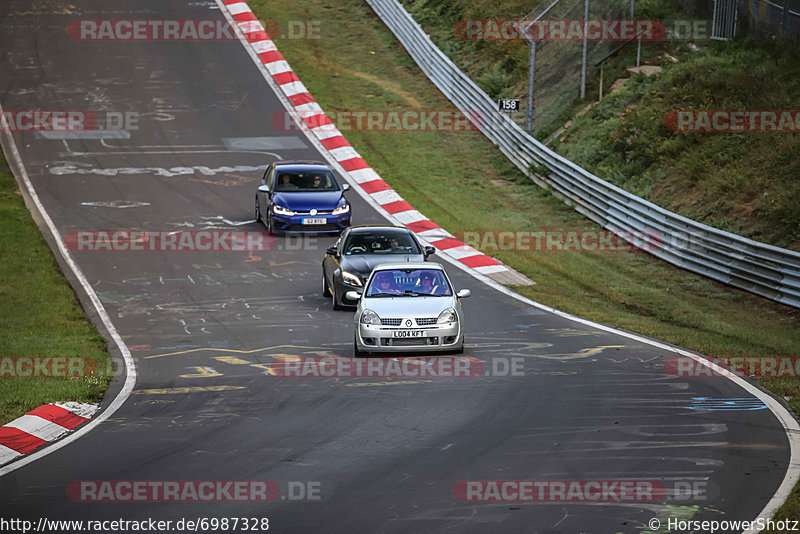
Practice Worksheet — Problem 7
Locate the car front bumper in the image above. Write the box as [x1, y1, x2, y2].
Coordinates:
[272, 212, 350, 234]
[355, 322, 463, 353]
[334, 277, 365, 308]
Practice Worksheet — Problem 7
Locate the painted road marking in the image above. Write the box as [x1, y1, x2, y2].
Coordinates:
[37, 130, 131, 140]
[131, 386, 245, 395]
[214, 356, 252, 365]
[145, 344, 322, 359]
[529, 345, 625, 360]
[81, 200, 150, 209]
[180, 366, 223, 378]
[687, 397, 767, 411]
[344, 380, 433, 387]
[545, 328, 602, 337]
[221, 136, 308, 150]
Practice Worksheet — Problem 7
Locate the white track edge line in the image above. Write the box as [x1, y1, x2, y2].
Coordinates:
[0, 105, 137, 478]
[216, 4, 800, 530]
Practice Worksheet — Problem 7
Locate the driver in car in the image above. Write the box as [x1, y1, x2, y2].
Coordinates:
[387, 237, 408, 252]
[419, 272, 440, 295]
[376, 274, 402, 294]
[279, 174, 298, 190]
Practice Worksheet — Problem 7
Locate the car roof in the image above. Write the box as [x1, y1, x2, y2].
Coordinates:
[273, 160, 330, 171]
[347, 225, 413, 235]
[372, 262, 442, 271]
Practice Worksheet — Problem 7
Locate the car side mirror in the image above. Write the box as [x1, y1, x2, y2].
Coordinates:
[345, 290, 361, 301]
[326, 246, 338, 256]
[342, 184, 351, 192]
[457, 289, 471, 299]
[424, 246, 436, 257]
[257, 185, 271, 195]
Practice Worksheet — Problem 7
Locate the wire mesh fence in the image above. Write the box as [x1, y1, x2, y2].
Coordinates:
[737, 0, 800, 38]
[519, 0, 633, 135]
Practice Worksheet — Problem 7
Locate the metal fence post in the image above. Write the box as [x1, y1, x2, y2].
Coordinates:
[527, 41, 536, 131]
[365, 0, 800, 309]
[632, 0, 641, 67]
[580, 0, 589, 99]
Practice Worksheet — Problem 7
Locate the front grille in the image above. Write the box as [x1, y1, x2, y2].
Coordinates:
[282, 223, 341, 232]
[390, 338, 428, 346]
[381, 318, 402, 326]
[415, 317, 436, 326]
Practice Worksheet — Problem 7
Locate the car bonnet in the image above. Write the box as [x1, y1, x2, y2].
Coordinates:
[273, 191, 344, 211]
[360, 295, 457, 319]
[342, 254, 426, 277]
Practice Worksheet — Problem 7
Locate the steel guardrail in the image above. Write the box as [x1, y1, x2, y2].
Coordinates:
[366, 0, 800, 309]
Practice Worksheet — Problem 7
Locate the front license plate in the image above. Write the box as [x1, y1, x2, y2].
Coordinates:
[392, 330, 426, 338]
[302, 218, 326, 225]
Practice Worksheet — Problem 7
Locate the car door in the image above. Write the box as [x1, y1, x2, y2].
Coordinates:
[323, 231, 347, 290]
[258, 163, 275, 215]
[265, 165, 277, 214]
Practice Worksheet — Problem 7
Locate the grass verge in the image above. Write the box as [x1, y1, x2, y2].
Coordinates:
[0, 150, 111, 426]
[250, 0, 800, 523]
[551, 39, 800, 250]
[400, 0, 800, 249]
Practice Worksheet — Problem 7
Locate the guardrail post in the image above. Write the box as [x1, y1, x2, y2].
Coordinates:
[580, 0, 589, 99]
[527, 41, 536, 131]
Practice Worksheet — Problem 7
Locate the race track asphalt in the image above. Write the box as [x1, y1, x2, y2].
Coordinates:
[0, 1, 791, 532]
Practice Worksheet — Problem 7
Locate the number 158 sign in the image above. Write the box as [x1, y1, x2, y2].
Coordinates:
[498, 99, 520, 112]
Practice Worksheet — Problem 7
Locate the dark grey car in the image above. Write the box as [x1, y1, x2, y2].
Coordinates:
[322, 225, 435, 309]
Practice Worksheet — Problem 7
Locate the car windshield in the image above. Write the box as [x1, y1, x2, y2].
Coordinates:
[343, 230, 421, 255]
[366, 269, 452, 297]
[274, 171, 339, 192]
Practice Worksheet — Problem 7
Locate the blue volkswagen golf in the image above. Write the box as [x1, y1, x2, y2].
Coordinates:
[255, 160, 352, 235]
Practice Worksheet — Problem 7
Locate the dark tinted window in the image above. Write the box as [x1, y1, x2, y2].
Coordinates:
[366, 269, 451, 297]
[274, 171, 338, 192]
[343, 230, 421, 255]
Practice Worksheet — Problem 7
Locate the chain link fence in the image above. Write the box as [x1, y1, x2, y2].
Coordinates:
[737, 0, 800, 38]
[521, 0, 634, 135]
[366, 0, 800, 308]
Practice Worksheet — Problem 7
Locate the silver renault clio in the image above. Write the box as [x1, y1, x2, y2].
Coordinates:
[346, 263, 470, 356]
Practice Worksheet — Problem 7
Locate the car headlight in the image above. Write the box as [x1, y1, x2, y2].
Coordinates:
[342, 271, 362, 287]
[273, 204, 294, 216]
[437, 308, 458, 324]
[360, 309, 381, 325]
[331, 203, 350, 215]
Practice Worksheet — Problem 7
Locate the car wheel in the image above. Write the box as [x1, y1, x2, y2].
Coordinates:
[354, 336, 367, 358]
[254, 197, 261, 224]
[322, 269, 330, 297]
[331, 283, 343, 311]
[266, 213, 275, 235]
